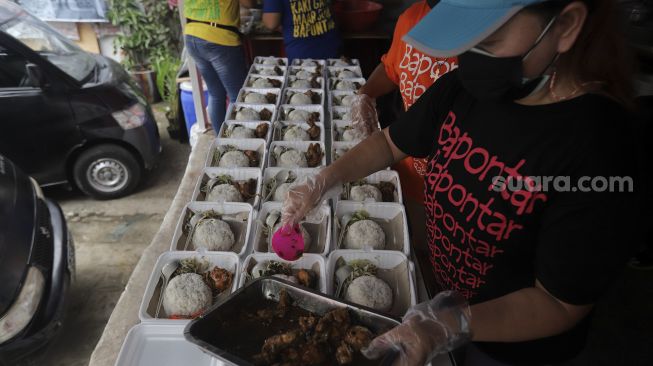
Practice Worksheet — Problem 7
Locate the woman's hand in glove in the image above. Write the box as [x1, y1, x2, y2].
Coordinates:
[281, 171, 341, 228]
[350, 94, 380, 136]
[362, 291, 472, 366]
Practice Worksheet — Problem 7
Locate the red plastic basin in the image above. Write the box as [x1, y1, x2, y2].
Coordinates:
[334, 0, 383, 32]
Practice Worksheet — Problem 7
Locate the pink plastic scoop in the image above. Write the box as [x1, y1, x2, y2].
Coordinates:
[271, 224, 305, 261]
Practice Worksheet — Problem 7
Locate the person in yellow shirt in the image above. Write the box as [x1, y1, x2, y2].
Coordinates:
[180, 0, 254, 132]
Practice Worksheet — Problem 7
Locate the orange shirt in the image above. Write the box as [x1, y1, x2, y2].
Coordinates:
[381, 1, 458, 202]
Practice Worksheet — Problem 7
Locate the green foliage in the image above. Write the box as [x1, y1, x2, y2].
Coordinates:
[152, 52, 181, 118]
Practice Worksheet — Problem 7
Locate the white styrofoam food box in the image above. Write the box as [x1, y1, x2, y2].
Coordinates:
[287, 76, 324, 89]
[170, 202, 254, 256]
[327, 58, 361, 67]
[225, 103, 277, 123]
[268, 141, 327, 168]
[244, 75, 285, 89]
[252, 201, 332, 256]
[238, 253, 327, 293]
[139, 251, 240, 323]
[331, 106, 352, 123]
[217, 121, 272, 144]
[326, 66, 363, 79]
[281, 88, 325, 106]
[291, 58, 327, 67]
[329, 90, 356, 108]
[337, 170, 403, 204]
[236, 88, 281, 106]
[260, 167, 320, 204]
[333, 201, 411, 255]
[248, 64, 287, 78]
[276, 104, 325, 124]
[205, 138, 267, 170]
[272, 121, 326, 144]
[253, 56, 288, 66]
[192, 167, 263, 208]
[329, 77, 366, 91]
[331, 141, 356, 162]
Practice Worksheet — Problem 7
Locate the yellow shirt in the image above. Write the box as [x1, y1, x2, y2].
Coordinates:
[184, 0, 241, 46]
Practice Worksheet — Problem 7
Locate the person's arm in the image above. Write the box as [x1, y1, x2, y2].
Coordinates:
[262, 12, 281, 30]
[239, 0, 255, 9]
[358, 63, 398, 98]
[470, 281, 592, 342]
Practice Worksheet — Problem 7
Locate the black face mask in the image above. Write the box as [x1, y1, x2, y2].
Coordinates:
[457, 16, 558, 102]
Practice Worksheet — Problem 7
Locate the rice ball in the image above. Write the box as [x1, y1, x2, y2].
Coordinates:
[252, 78, 273, 88]
[288, 109, 310, 121]
[259, 68, 278, 76]
[289, 93, 312, 105]
[332, 60, 350, 67]
[344, 219, 386, 250]
[262, 57, 278, 65]
[345, 275, 393, 312]
[342, 128, 366, 143]
[340, 95, 356, 106]
[350, 184, 382, 202]
[291, 79, 312, 88]
[219, 150, 250, 168]
[273, 182, 293, 201]
[244, 92, 269, 104]
[335, 80, 355, 90]
[192, 218, 235, 251]
[283, 126, 310, 141]
[229, 126, 255, 139]
[296, 70, 314, 79]
[278, 149, 308, 168]
[236, 108, 260, 121]
[207, 183, 243, 202]
[163, 273, 212, 317]
[273, 223, 312, 251]
[338, 70, 357, 79]
[301, 60, 317, 67]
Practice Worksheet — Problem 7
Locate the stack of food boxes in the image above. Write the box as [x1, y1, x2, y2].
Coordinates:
[137, 56, 417, 328]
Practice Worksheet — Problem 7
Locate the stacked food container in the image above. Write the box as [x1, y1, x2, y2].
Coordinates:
[116, 56, 419, 365]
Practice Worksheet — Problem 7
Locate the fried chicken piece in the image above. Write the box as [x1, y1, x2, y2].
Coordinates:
[309, 76, 320, 89]
[244, 150, 260, 167]
[314, 308, 351, 345]
[256, 123, 270, 138]
[295, 269, 315, 288]
[307, 112, 320, 125]
[304, 90, 319, 104]
[336, 342, 354, 365]
[204, 267, 233, 293]
[270, 79, 283, 88]
[306, 120, 321, 141]
[299, 341, 327, 365]
[260, 108, 273, 121]
[305, 143, 323, 168]
[261, 330, 300, 357]
[299, 315, 318, 333]
[378, 181, 396, 202]
[233, 178, 256, 200]
[274, 66, 283, 76]
[280, 347, 300, 363]
[344, 325, 374, 351]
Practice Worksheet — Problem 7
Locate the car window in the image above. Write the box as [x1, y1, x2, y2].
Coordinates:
[0, 45, 30, 88]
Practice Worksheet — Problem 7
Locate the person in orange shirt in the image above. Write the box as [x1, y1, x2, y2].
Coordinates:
[352, 0, 457, 291]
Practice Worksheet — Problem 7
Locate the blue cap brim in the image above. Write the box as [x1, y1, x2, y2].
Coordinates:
[403, 2, 525, 57]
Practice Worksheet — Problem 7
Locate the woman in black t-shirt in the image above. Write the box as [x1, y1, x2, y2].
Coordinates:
[280, 0, 640, 365]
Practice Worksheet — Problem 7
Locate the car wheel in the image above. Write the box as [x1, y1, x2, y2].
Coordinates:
[72, 144, 141, 199]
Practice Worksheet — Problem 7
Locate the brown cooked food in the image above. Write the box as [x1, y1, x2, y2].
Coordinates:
[244, 150, 260, 167]
[305, 143, 324, 168]
[251, 290, 375, 366]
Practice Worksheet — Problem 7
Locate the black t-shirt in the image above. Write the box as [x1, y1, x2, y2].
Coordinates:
[389, 70, 640, 365]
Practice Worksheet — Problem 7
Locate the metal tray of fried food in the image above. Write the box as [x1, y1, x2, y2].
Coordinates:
[184, 277, 404, 366]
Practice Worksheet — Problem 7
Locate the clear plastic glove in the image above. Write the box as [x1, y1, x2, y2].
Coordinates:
[350, 94, 380, 137]
[362, 291, 472, 366]
[281, 171, 342, 228]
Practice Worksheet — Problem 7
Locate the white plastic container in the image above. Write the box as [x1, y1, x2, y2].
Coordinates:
[236, 88, 281, 106]
[329, 77, 366, 91]
[192, 167, 263, 208]
[170, 202, 254, 256]
[115, 324, 222, 366]
[287, 65, 324, 80]
[334, 201, 410, 255]
[332, 120, 366, 145]
[248, 64, 287, 78]
[244, 75, 285, 89]
[217, 121, 272, 144]
[206, 138, 267, 170]
[287, 76, 324, 89]
[291, 58, 327, 67]
[252, 202, 332, 256]
[326, 66, 363, 79]
[272, 121, 326, 144]
[253, 55, 288, 66]
[225, 103, 277, 122]
[326, 250, 417, 318]
[268, 141, 327, 168]
[327, 58, 361, 67]
[260, 167, 320, 204]
[281, 88, 325, 106]
[139, 251, 240, 323]
[337, 170, 403, 204]
[331, 141, 356, 162]
[277, 104, 325, 124]
[239, 253, 327, 293]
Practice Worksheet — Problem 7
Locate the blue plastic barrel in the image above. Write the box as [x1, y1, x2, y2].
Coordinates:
[180, 81, 209, 136]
